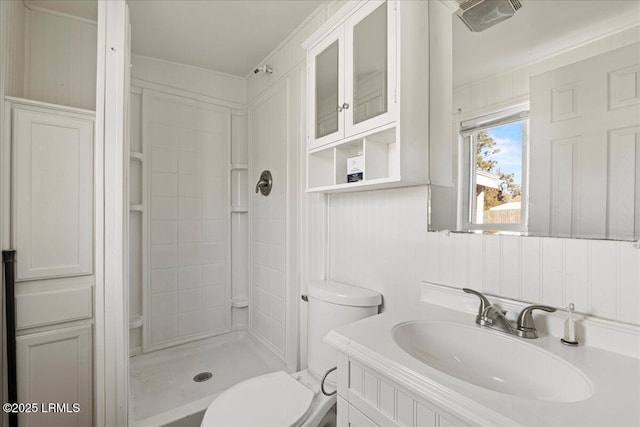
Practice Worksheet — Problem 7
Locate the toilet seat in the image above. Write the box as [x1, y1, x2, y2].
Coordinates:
[201, 371, 315, 427]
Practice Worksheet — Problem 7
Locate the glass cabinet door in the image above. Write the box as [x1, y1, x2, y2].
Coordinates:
[315, 40, 340, 139]
[346, 1, 395, 136]
[309, 27, 344, 149]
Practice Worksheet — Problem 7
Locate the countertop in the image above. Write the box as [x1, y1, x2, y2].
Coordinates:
[326, 302, 640, 427]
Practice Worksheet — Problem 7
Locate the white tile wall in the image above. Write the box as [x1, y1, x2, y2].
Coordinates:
[328, 186, 640, 325]
[128, 50, 249, 348]
[146, 92, 231, 350]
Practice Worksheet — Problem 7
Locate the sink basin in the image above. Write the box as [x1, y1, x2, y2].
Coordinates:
[392, 321, 593, 402]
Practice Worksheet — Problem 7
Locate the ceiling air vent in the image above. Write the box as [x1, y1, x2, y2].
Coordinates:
[456, 0, 523, 32]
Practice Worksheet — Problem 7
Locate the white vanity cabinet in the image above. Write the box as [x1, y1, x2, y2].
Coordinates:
[304, 0, 430, 193]
[335, 353, 469, 427]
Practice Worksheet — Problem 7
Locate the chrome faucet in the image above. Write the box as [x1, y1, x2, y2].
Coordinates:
[463, 288, 556, 339]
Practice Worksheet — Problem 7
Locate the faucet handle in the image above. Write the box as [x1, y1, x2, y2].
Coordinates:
[463, 288, 492, 323]
[516, 305, 556, 338]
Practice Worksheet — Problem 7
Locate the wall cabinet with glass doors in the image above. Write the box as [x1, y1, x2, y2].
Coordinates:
[303, 0, 430, 193]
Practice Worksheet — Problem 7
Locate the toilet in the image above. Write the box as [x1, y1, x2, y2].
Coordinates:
[201, 280, 382, 427]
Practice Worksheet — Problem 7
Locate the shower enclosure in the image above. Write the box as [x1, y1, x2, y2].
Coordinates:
[126, 57, 301, 425]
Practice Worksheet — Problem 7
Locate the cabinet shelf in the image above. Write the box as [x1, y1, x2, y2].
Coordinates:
[231, 206, 248, 213]
[130, 152, 143, 161]
[307, 126, 403, 192]
[130, 204, 143, 212]
[306, 176, 425, 194]
[230, 163, 248, 171]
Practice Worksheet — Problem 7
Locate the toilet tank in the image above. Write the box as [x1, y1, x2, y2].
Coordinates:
[306, 280, 382, 383]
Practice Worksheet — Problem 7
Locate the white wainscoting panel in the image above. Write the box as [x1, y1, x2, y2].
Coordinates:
[328, 186, 640, 325]
[425, 232, 640, 324]
[16, 324, 92, 427]
[329, 187, 429, 312]
[12, 103, 94, 280]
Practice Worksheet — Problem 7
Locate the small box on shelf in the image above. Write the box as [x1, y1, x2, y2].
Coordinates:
[335, 139, 363, 185]
[347, 155, 364, 182]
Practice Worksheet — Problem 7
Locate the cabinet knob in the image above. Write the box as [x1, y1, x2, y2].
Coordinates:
[336, 103, 350, 113]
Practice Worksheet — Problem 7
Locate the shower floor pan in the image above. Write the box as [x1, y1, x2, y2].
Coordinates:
[130, 331, 285, 426]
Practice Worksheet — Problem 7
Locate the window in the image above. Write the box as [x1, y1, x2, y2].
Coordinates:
[460, 107, 529, 231]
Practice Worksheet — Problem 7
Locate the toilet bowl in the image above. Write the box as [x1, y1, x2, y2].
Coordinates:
[200, 370, 334, 427]
[201, 280, 382, 427]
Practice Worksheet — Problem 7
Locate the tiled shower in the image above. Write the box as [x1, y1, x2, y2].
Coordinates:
[146, 93, 231, 349]
[126, 45, 297, 422]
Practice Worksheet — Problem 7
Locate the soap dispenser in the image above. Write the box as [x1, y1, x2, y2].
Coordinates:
[561, 303, 579, 346]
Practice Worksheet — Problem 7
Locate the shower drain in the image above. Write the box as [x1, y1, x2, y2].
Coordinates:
[193, 372, 213, 383]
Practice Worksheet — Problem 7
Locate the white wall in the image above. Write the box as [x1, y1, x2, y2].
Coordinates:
[2, 2, 97, 108]
[25, 6, 97, 110]
[246, 3, 328, 370]
[2, 0, 26, 98]
[132, 54, 246, 106]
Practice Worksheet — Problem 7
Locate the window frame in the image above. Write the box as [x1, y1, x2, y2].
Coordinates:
[458, 104, 530, 233]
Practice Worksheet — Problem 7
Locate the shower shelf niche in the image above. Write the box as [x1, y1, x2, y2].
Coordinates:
[231, 297, 249, 308]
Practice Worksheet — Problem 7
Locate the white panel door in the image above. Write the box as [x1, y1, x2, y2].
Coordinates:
[16, 325, 92, 427]
[12, 104, 94, 280]
[144, 90, 231, 351]
[530, 42, 640, 239]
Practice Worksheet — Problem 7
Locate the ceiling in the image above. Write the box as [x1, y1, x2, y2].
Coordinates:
[128, 0, 323, 76]
[453, 0, 640, 87]
[26, 1, 639, 83]
[27, 0, 323, 77]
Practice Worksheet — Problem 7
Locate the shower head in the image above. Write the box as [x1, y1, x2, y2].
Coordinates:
[253, 64, 273, 75]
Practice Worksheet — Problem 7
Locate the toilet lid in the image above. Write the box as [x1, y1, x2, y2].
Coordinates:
[201, 371, 314, 427]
